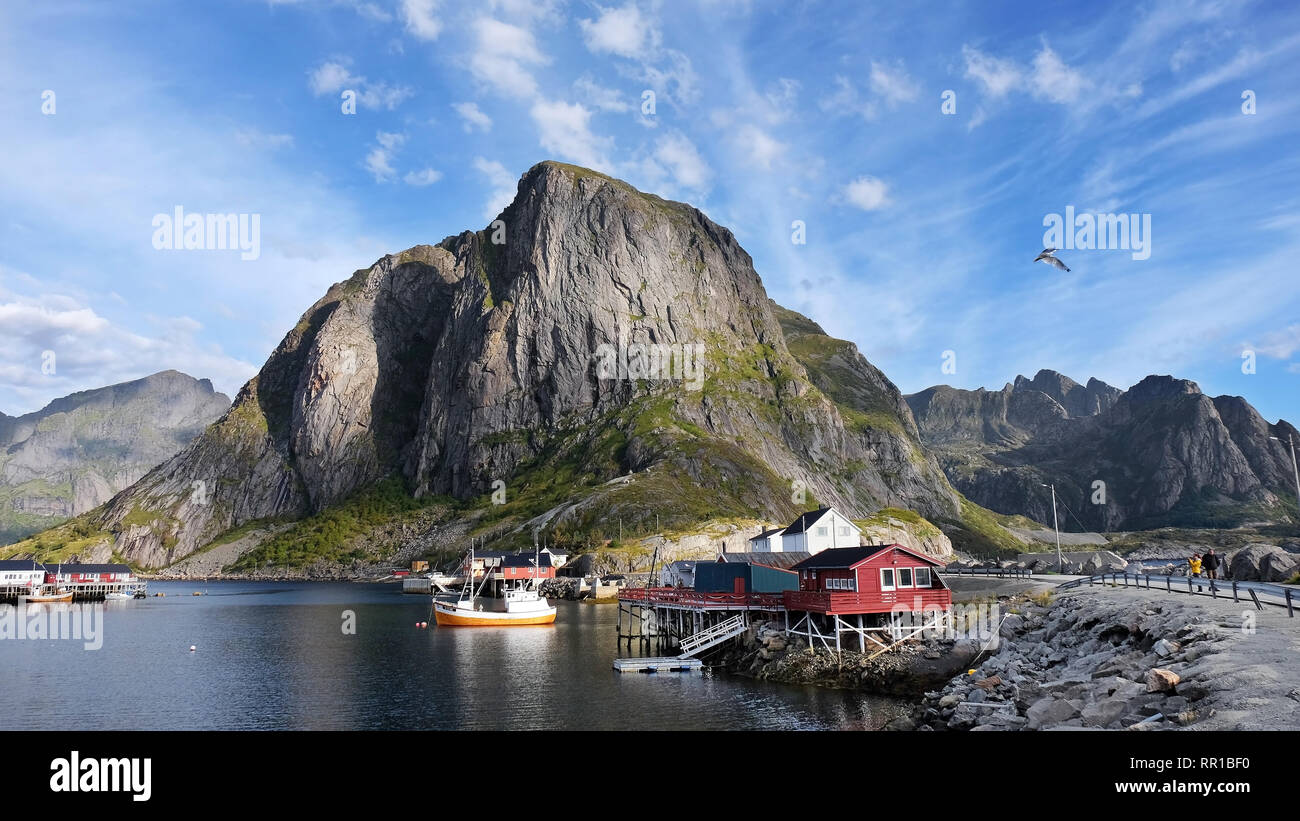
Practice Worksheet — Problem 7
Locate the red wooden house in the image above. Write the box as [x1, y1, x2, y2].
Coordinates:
[784, 544, 952, 652]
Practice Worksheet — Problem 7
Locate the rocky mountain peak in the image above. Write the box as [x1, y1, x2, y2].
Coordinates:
[1123, 374, 1202, 403]
[0, 372, 229, 546]
[36, 162, 961, 568]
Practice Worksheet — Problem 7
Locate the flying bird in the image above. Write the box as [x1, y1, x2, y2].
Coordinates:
[1033, 248, 1070, 272]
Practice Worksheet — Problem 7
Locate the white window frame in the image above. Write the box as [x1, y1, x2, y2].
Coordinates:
[839, 526, 851, 536]
[816, 526, 828, 537]
[880, 568, 895, 591]
[914, 567, 931, 588]
[898, 567, 914, 588]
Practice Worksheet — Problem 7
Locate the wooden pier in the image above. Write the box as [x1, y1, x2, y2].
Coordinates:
[612, 657, 704, 673]
[616, 588, 781, 655]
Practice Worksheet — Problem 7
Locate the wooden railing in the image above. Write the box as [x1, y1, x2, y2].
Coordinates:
[617, 587, 787, 609]
[784, 588, 952, 614]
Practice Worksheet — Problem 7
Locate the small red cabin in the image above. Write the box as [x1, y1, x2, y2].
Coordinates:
[785, 544, 951, 615]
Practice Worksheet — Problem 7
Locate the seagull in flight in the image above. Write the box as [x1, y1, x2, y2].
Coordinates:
[1033, 248, 1070, 272]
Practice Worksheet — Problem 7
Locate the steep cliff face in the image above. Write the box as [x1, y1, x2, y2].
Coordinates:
[0, 372, 229, 545]
[907, 372, 1298, 531]
[28, 161, 963, 568]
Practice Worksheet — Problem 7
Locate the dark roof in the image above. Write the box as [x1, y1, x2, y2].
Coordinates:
[54, 564, 133, 574]
[791, 544, 946, 570]
[791, 545, 892, 569]
[0, 560, 43, 571]
[748, 527, 785, 541]
[717, 551, 812, 569]
[500, 553, 553, 568]
[781, 507, 833, 536]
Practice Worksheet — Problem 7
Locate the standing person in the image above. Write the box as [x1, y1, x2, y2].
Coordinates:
[1189, 553, 1203, 592]
[1203, 549, 1220, 580]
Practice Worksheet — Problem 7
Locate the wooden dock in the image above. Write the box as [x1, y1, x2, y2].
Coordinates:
[612, 657, 704, 673]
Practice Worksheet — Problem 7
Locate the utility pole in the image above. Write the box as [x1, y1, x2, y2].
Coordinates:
[1271, 434, 1300, 520]
[1042, 482, 1062, 572]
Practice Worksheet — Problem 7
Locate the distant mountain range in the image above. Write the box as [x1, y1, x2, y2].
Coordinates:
[0, 371, 229, 545]
[906, 370, 1299, 531]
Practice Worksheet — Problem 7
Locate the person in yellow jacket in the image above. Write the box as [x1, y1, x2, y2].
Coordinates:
[1189, 554, 1203, 590]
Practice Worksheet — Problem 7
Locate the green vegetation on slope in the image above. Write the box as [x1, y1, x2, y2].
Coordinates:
[227, 479, 450, 570]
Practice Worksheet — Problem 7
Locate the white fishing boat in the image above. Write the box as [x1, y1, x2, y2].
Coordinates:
[433, 546, 556, 626]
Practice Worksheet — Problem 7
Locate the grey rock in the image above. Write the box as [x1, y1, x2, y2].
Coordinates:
[48, 162, 968, 568]
[0, 372, 229, 547]
[1026, 697, 1081, 730]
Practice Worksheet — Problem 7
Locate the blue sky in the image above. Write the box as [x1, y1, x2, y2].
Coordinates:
[1, 0, 1298, 426]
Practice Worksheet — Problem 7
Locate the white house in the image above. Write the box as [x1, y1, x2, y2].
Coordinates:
[540, 548, 568, 569]
[777, 507, 861, 555]
[0, 560, 45, 590]
[747, 527, 785, 552]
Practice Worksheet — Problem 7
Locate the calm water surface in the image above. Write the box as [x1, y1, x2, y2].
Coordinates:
[0, 581, 906, 730]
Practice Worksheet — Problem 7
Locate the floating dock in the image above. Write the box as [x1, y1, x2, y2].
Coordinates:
[612, 657, 704, 673]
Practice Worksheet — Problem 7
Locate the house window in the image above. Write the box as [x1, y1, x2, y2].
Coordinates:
[816, 526, 828, 537]
[880, 568, 895, 591]
[915, 567, 931, 587]
[839, 526, 850, 536]
[898, 568, 914, 588]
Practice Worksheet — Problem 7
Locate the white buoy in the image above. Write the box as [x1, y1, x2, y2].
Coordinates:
[189, 645, 196, 652]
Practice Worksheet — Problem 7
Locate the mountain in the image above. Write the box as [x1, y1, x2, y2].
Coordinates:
[11, 161, 970, 569]
[906, 370, 1299, 531]
[0, 371, 230, 545]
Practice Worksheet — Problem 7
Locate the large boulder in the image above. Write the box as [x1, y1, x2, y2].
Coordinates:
[1227, 543, 1299, 582]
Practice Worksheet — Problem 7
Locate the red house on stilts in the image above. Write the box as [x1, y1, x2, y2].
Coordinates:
[783, 544, 952, 653]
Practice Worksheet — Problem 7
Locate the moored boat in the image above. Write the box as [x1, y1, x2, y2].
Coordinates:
[433, 546, 556, 626]
[27, 571, 74, 603]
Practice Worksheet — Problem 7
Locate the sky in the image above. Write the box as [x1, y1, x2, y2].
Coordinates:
[1, 0, 1298, 426]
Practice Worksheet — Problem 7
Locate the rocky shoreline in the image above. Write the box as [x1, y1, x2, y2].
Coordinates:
[897, 587, 1300, 731]
[715, 620, 979, 695]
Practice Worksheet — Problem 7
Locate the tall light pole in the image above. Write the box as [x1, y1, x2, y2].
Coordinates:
[1270, 434, 1300, 520]
[1041, 482, 1062, 572]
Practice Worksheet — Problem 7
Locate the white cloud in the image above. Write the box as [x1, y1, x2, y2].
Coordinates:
[733, 124, 784, 169]
[0, 283, 256, 415]
[309, 61, 354, 95]
[579, 4, 658, 59]
[962, 45, 1022, 98]
[1251, 324, 1300, 359]
[574, 75, 630, 112]
[365, 132, 406, 182]
[307, 59, 412, 110]
[467, 18, 547, 98]
[625, 48, 700, 107]
[529, 99, 614, 172]
[403, 168, 443, 186]
[869, 60, 919, 105]
[653, 131, 711, 191]
[473, 157, 517, 220]
[843, 176, 891, 211]
[453, 101, 492, 132]
[1030, 45, 1089, 104]
[401, 0, 441, 41]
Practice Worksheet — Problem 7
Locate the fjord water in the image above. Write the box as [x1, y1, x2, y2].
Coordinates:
[0, 581, 906, 730]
